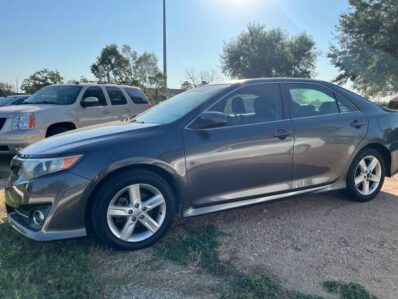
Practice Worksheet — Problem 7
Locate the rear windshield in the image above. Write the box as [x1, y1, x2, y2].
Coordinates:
[125, 87, 148, 104]
[25, 85, 82, 105]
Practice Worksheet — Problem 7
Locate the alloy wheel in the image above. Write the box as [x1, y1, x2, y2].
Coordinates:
[106, 184, 166, 242]
[354, 155, 382, 196]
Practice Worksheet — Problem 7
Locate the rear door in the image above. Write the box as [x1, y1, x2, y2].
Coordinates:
[105, 86, 130, 120]
[78, 86, 113, 127]
[284, 82, 367, 189]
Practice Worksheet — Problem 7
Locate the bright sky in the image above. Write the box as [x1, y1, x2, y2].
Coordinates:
[0, 0, 349, 89]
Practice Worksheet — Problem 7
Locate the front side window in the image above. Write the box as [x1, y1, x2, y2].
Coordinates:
[125, 88, 148, 104]
[208, 83, 283, 126]
[82, 87, 107, 106]
[106, 87, 127, 106]
[288, 84, 339, 118]
[134, 84, 230, 124]
[335, 94, 357, 113]
[25, 85, 82, 105]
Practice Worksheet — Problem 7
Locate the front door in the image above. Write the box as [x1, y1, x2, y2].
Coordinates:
[284, 82, 368, 189]
[78, 86, 113, 127]
[183, 83, 294, 208]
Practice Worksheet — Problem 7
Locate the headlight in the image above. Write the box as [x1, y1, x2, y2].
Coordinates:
[12, 113, 35, 130]
[20, 156, 82, 179]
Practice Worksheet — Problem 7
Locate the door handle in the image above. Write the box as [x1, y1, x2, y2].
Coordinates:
[103, 110, 110, 115]
[351, 119, 365, 129]
[273, 129, 292, 140]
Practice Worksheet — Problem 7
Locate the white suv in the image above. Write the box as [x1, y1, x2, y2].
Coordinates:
[0, 83, 150, 154]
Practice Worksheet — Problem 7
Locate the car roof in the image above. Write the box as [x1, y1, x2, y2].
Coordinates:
[209, 77, 332, 87]
[53, 83, 142, 89]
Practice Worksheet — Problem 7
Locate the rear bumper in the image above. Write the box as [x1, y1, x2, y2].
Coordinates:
[0, 129, 44, 154]
[5, 170, 90, 241]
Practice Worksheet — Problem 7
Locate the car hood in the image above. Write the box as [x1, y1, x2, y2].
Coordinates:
[20, 121, 159, 157]
[0, 104, 55, 117]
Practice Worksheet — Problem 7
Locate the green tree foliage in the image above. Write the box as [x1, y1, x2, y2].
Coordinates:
[221, 23, 317, 79]
[329, 0, 398, 96]
[0, 82, 14, 96]
[181, 80, 194, 90]
[91, 44, 165, 90]
[21, 69, 63, 94]
[90, 44, 129, 83]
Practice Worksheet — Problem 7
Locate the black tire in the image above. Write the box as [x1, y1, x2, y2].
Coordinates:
[46, 126, 70, 137]
[90, 169, 176, 250]
[346, 148, 385, 202]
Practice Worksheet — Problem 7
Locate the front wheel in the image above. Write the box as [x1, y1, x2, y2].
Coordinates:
[90, 169, 176, 250]
[346, 148, 385, 202]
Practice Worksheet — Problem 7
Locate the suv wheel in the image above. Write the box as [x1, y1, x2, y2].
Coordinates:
[90, 169, 175, 250]
[346, 148, 385, 202]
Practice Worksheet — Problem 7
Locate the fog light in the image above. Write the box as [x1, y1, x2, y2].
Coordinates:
[32, 210, 45, 226]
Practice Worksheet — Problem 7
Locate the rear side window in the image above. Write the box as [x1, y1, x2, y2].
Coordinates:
[106, 87, 127, 105]
[82, 87, 107, 106]
[125, 88, 148, 104]
[288, 84, 339, 118]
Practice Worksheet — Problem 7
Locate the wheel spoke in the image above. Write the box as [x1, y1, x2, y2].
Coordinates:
[120, 220, 137, 241]
[363, 180, 370, 194]
[367, 157, 378, 172]
[108, 206, 131, 217]
[139, 213, 160, 233]
[355, 175, 365, 186]
[129, 184, 142, 206]
[370, 174, 380, 183]
[358, 159, 367, 172]
[143, 194, 164, 212]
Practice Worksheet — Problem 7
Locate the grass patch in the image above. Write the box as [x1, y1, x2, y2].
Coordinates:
[0, 191, 105, 299]
[323, 281, 378, 299]
[154, 224, 230, 275]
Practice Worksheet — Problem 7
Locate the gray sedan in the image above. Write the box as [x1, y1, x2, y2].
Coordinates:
[5, 78, 398, 250]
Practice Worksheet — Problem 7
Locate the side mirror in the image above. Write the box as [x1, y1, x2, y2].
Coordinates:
[192, 111, 227, 130]
[81, 97, 100, 108]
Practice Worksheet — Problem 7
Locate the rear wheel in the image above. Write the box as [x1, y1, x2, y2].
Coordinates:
[90, 169, 175, 250]
[346, 148, 385, 202]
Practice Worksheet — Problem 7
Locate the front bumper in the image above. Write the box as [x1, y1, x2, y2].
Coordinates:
[5, 170, 90, 241]
[0, 128, 45, 154]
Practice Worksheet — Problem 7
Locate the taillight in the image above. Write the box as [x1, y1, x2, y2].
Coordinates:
[147, 102, 154, 109]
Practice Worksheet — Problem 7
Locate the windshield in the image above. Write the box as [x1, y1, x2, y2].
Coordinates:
[25, 85, 82, 105]
[134, 84, 230, 124]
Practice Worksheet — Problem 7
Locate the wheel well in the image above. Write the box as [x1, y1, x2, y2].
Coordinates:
[84, 164, 181, 223]
[46, 122, 76, 137]
[361, 143, 392, 177]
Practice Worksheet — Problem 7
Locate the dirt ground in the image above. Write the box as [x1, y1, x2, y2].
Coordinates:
[96, 176, 398, 299]
[1, 154, 397, 298]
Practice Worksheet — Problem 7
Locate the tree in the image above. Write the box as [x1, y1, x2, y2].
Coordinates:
[329, 0, 398, 96]
[90, 44, 129, 83]
[0, 82, 14, 96]
[134, 52, 163, 88]
[21, 69, 63, 94]
[184, 69, 219, 87]
[181, 80, 193, 90]
[221, 23, 317, 79]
